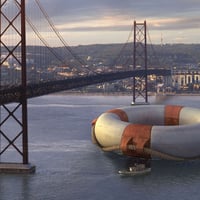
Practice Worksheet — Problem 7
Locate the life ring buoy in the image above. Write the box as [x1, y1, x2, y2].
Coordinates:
[91, 105, 200, 160]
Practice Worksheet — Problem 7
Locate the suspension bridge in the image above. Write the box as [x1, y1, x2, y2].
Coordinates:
[0, 0, 170, 172]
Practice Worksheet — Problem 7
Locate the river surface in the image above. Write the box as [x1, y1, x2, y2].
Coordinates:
[1, 94, 200, 200]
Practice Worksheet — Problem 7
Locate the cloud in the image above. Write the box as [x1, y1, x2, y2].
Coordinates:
[29, 0, 200, 28]
[34, 0, 200, 20]
[56, 15, 133, 32]
[149, 17, 200, 31]
[25, 0, 200, 44]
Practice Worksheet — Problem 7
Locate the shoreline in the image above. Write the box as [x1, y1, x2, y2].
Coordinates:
[51, 91, 200, 96]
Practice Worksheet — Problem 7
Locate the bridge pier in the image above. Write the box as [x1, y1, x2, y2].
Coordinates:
[0, 163, 35, 174]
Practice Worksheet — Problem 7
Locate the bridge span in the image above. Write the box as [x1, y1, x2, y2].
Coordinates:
[1, 68, 170, 105]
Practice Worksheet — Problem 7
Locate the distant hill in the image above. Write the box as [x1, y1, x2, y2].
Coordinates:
[25, 43, 200, 69]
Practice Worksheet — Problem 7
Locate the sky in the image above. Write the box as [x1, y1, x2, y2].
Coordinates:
[26, 0, 200, 46]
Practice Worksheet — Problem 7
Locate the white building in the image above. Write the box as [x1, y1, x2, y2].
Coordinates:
[171, 66, 200, 90]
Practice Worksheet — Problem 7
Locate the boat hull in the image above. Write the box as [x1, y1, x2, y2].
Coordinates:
[118, 168, 151, 176]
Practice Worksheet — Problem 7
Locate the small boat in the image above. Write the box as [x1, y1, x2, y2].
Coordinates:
[118, 163, 151, 176]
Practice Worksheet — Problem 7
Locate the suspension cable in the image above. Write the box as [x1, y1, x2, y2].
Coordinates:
[14, 0, 68, 67]
[34, 0, 87, 67]
[147, 28, 163, 68]
[27, 16, 92, 74]
[33, 0, 98, 75]
[26, 16, 67, 67]
[110, 23, 134, 68]
[14, 0, 92, 76]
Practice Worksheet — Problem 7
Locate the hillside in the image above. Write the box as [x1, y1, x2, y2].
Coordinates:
[25, 43, 200, 69]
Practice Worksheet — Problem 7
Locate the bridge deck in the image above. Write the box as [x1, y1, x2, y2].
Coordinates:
[0, 69, 170, 105]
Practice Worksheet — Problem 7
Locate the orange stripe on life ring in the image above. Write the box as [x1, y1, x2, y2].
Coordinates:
[107, 109, 128, 122]
[120, 124, 152, 158]
[165, 105, 183, 125]
[91, 118, 98, 126]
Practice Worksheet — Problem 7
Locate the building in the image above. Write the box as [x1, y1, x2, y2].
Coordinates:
[171, 65, 200, 91]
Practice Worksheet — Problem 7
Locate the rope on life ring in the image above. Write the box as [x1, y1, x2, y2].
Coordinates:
[101, 145, 187, 161]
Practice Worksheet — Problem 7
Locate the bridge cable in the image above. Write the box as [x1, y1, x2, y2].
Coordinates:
[147, 28, 163, 68]
[27, 16, 92, 75]
[26, 17, 68, 67]
[34, 0, 89, 68]
[15, 0, 95, 76]
[110, 23, 134, 68]
[13, 1, 68, 68]
[34, 0, 98, 75]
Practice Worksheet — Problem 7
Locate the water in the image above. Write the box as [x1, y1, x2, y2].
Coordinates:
[1, 94, 200, 200]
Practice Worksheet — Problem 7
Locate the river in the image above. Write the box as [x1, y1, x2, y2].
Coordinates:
[0, 94, 200, 200]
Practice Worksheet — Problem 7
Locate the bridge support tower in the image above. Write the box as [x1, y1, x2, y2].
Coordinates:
[132, 20, 148, 105]
[0, 0, 35, 173]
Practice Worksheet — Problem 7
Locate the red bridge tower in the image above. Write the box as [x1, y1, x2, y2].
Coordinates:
[132, 20, 148, 105]
[0, 0, 35, 173]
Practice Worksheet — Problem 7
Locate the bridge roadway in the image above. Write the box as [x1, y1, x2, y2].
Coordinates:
[0, 68, 170, 105]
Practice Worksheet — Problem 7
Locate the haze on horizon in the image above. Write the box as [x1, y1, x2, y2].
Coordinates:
[25, 0, 200, 46]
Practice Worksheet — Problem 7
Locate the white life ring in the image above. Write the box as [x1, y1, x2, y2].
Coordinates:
[91, 105, 200, 160]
